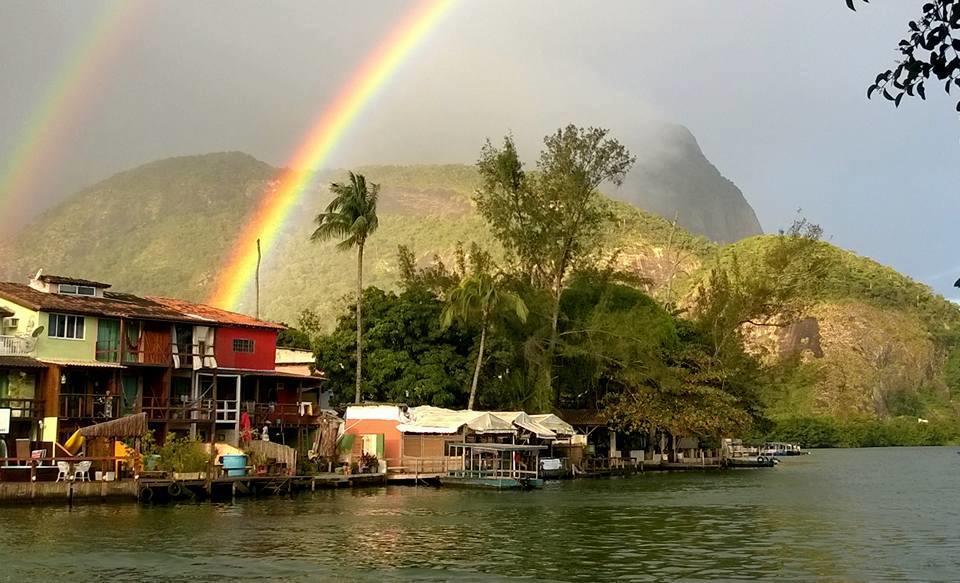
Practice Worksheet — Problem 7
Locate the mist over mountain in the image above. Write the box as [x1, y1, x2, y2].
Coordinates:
[621, 124, 762, 243]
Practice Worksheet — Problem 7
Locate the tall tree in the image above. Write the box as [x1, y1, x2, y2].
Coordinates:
[475, 125, 634, 409]
[311, 171, 379, 403]
[441, 272, 528, 410]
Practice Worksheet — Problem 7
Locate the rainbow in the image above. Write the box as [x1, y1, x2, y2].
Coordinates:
[0, 1, 138, 227]
[208, 0, 454, 311]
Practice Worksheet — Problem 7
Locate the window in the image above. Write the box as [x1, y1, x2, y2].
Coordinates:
[57, 284, 96, 296]
[232, 338, 254, 353]
[48, 313, 85, 340]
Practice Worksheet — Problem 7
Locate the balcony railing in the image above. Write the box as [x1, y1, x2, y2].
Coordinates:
[0, 398, 43, 419]
[251, 402, 320, 425]
[122, 342, 172, 366]
[141, 396, 215, 422]
[0, 335, 36, 356]
[95, 340, 120, 363]
[58, 393, 122, 420]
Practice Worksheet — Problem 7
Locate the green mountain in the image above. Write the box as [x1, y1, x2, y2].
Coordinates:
[2, 149, 956, 423]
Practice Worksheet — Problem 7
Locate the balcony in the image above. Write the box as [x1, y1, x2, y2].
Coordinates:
[58, 393, 122, 421]
[0, 398, 43, 419]
[251, 402, 321, 426]
[140, 396, 215, 422]
[0, 335, 36, 357]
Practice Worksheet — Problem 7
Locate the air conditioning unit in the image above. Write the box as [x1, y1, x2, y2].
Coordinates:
[2, 317, 19, 330]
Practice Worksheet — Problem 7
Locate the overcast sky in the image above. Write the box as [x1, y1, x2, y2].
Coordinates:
[1, 1, 957, 298]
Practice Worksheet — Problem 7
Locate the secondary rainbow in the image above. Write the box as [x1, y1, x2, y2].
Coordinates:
[0, 1, 137, 226]
[208, 0, 454, 311]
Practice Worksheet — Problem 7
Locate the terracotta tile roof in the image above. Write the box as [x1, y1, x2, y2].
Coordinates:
[0, 282, 283, 330]
[0, 356, 47, 369]
[38, 274, 111, 288]
[147, 296, 285, 330]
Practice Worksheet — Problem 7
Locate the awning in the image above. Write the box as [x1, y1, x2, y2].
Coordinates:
[492, 411, 557, 440]
[0, 356, 47, 369]
[529, 414, 576, 437]
[39, 359, 126, 369]
[78, 413, 147, 438]
[398, 406, 516, 435]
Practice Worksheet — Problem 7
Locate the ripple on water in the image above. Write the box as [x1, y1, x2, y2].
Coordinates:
[1, 448, 959, 582]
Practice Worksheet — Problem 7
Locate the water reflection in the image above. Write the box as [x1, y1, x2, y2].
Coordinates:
[1, 448, 959, 582]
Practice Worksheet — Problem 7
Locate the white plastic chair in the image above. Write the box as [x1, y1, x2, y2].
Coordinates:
[56, 462, 71, 482]
[73, 461, 92, 482]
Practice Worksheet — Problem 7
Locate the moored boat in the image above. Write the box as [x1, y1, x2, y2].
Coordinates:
[440, 443, 546, 490]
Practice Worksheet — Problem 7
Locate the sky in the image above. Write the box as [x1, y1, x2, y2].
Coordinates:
[0, 1, 957, 298]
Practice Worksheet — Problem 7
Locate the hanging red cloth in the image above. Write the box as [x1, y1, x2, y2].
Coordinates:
[240, 411, 253, 444]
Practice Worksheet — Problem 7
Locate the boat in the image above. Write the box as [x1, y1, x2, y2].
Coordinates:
[441, 443, 546, 490]
[761, 442, 806, 457]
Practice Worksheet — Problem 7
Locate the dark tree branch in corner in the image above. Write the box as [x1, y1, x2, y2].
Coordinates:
[850, 0, 960, 116]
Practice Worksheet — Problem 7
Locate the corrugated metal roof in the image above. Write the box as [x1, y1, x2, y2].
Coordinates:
[39, 359, 127, 369]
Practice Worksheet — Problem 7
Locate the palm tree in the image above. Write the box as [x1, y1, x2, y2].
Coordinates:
[441, 273, 528, 410]
[311, 172, 379, 404]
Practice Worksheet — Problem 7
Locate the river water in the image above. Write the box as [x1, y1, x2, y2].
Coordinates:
[1, 447, 957, 582]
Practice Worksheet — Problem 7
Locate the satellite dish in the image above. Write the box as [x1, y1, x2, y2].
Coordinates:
[31, 326, 44, 338]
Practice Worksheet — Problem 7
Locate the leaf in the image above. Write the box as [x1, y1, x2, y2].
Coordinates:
[845, 0, 855, 10]
[867, 85, 877, 99]
[918, 83, 926, 100]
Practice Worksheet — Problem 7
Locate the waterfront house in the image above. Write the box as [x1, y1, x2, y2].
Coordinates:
[343, 404, 522, 478]
[0, 271, 322, 464]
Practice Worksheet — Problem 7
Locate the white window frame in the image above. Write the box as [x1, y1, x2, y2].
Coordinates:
[232, 338, 255, 353]
[48, 313, 86, 340]
[57, 284, 96, 296]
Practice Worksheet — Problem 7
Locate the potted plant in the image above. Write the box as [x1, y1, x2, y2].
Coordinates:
[249, 451, 268, 476]
[158, 436, 213, 480]
[358, 452, 378, 474]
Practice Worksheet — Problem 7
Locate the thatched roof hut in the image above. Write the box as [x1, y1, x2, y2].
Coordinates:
[78, 413, 147, 438]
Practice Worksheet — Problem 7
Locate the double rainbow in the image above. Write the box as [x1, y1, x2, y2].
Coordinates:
[208, 0, 454, 311]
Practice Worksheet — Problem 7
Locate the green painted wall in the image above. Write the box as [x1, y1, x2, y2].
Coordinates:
[0, 299, 100, 361]
[35, 312, 99, 361]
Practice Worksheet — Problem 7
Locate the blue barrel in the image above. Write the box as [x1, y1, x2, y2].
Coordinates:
[222, 454, 247, 477]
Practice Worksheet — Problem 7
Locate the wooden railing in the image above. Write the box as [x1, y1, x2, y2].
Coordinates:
[251, 402, 320, 425]
[391, 456, 463, 475]
[0, 398, 43, 419]
[94, 340, 121, 363]
[58, 393, 122, 420]
[0, 335, 35, 356]
[140, 396, 215, 421]
[122, 344, 172, 366]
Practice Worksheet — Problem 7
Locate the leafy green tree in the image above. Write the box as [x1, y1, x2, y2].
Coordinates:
[311, 172, 379, 403]
[475, 125, 635, 409]
[313, 287, 479, 407]
[441, 273, 529, 410]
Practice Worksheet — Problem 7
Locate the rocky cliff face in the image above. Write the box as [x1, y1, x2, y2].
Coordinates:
[618, 124, 763, 243]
